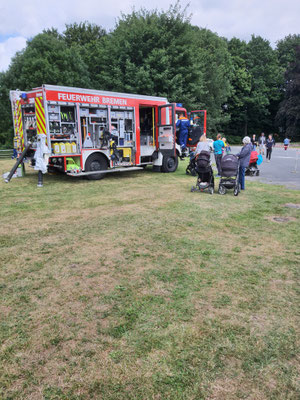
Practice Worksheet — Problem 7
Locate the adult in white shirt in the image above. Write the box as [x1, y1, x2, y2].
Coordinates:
[195, 135, 211, 155]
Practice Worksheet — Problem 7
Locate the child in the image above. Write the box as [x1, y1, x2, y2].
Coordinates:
[222, 137, 231, 154]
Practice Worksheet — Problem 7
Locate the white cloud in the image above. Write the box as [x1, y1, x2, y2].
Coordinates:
[0, 0, 299, 71]
[0, 36, 27, 72]
[190, 0, 300, 45]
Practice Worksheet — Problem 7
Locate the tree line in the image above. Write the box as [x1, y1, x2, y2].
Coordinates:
[0, 4, 299, 148]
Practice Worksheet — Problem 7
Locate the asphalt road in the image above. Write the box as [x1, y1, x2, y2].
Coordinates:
[231, 145, 300, 190]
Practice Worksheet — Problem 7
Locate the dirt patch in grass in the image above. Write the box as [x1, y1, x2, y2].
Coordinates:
[268, 216, 297, 223]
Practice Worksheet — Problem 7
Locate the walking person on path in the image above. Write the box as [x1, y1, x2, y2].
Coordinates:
[283, 137, 290, 151]
[236, 136, 252, 190]
[258, 133, 266, 155]
[213, 134, 224, 177]
[251, 134, 257, 150]
[266, 134, 276, 162]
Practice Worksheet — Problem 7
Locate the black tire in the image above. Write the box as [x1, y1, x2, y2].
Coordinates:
[161, 154, 178, 173]
[234, 187, 239, 196]
[191, 186, 196, 192]
[85, 153, 108, 180]
[209, 186, 214, 195]
[256, 170, 260, 176]
[218, 185, 226, 195]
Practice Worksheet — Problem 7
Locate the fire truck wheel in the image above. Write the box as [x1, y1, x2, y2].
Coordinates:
[161, 155, 178, 173]
[85, 154, 108, 180]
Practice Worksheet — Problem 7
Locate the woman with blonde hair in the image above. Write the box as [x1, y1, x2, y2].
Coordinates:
[195, 134, 210, 156]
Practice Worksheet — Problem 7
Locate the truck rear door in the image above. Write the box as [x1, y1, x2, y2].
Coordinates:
[158, 104, 176, 153]
[187, 110, 207, 147]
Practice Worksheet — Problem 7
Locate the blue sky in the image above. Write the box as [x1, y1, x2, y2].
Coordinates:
[0, 0, 299, 72]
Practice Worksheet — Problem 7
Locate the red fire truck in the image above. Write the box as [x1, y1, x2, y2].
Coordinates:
[10, 84, 206, 179]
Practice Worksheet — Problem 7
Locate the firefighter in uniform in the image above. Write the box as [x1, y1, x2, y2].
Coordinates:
[176, 115, 190, 153]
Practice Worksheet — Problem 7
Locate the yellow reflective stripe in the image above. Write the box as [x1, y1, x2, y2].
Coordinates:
[17, 101, 24, 150]
[35, 97, 46, 134]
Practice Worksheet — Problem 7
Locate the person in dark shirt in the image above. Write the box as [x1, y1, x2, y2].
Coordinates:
[251, 134, 257, 150]
[266, 134, 275, 162]
[236, 136, 252, 190]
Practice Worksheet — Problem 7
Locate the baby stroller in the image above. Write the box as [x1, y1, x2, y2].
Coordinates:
[245, 151, 261, 176]
[191, 151, 214, 194]
[218, 154, 240, 196]
[186, 151, 197, 176]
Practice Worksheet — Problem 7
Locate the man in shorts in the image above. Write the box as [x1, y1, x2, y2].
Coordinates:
[258, 132, 266, 155]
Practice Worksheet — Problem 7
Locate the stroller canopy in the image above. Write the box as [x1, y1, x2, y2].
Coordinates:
[196, 150, 211, 172]
[221, 154, 239, 177]
[249, 151, 258, 164]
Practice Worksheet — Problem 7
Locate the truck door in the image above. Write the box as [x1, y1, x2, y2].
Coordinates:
[157, 104, 178, 172]
[158, 104, 176, 153]
[187, 110, 207, 147]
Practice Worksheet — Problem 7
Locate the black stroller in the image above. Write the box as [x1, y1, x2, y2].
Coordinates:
[186, 151, 197, 176]
[191, 151, 214, 194]
[218, 154, 240, 196]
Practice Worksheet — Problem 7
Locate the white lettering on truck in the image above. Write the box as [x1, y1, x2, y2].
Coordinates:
[57, 92, 127, 106]
[57, 93, 101, 103]
[102, 97, 127, 105]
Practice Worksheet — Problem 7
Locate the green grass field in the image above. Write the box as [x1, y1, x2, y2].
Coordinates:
[0, 159, 299, 399]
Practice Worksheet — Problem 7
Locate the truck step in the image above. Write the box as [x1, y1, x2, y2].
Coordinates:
[67, 167, 144, 177]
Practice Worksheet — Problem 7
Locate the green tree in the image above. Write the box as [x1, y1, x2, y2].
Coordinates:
[63, 22, 107, 83]
[246, 36, 282, 135]
[276, 46, 300, 141]
[276, 34, 300, 69]
[192, 27, 233, 133]
[226, 35, 282, 138]
[0, 72, 14, 148]
[0, 30, 92, 147]
[63, 22, 106, 47]
[96, 4, 205, 110]
[225, 38, 251, 137]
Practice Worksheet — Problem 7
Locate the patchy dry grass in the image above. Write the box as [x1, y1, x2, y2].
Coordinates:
[0, 158, 300, 399]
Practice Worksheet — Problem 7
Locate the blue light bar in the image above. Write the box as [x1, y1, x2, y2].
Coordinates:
[176, 103, 183, 107]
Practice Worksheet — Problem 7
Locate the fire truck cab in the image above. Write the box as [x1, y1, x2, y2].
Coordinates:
[10, 85, 188, 179]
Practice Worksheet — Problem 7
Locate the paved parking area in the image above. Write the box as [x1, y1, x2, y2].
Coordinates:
[231, 146, 300, 190]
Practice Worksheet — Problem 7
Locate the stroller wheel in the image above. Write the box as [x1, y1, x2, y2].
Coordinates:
[208, 186, 214, 195]
[191, 169, 197, 176]
[218, 185, 226, 195]
[234, 187, 239, 196]
[191, 186, 195, 192]
[256, 170, 260, 176]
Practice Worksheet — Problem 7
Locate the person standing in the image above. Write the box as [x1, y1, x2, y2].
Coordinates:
[213, 134, 224, 176]
[266, 134, 275, 162]
[251, 134, 257, 150]
[236, 136, 252, 190]
[258, 132, 266, 155]
[222, 137, 231, 154]
[195, 134, 211, 156]
[176, 115, 190, 153]
[283, 137, 290, 150]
